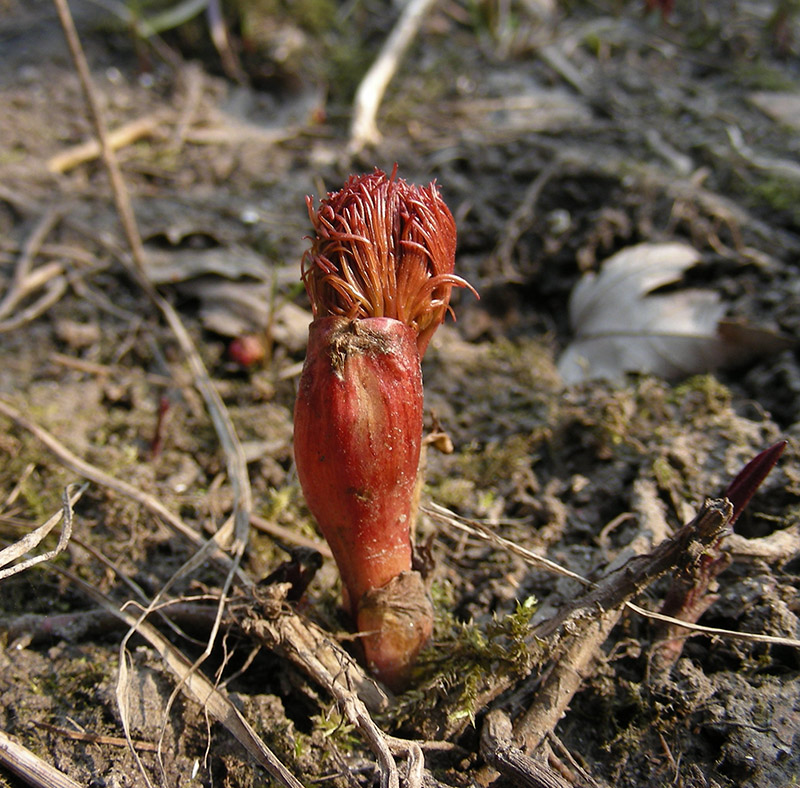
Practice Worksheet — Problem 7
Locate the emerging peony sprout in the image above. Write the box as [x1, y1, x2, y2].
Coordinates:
[294, 167, 475, 689]
[302, 167, 474, 357]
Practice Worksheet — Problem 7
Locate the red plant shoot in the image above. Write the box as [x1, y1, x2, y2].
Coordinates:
[294, 167, 476, 689]
[302, 166, 476, 357]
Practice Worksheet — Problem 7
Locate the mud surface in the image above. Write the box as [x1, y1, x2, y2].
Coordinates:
[1, 1, 799, 787]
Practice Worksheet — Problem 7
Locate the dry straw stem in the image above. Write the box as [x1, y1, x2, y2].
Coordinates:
[0, 208, 61, 320]
[46, 114, 165, 174]
[32, 720, 159, 752]
[65, 570, 304, 788]
[349, 0, 438, 150]
[0, 483, 84, 580]
[0, 729, 83, 788]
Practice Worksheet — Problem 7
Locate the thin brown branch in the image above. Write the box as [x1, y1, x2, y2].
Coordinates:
[32, 721, 159, 752]
[250, 512, 333, 559]
[514, 499, 733, 754]
[0, 274, 68, 333]
[51, 0, 253, 559]
[0, 207, 67, 333]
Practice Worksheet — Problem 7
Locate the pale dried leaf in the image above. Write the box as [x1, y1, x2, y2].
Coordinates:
[141, 245, 302, 339]
[143, 246, 271, 284]
[180, 280, 310, 347]
[558, 242, 728, 382]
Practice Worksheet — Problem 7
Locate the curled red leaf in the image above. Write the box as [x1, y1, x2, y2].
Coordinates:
[724, 440, 787, 525]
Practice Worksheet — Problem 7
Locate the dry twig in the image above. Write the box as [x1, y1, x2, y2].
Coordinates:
[46, 114, 165, 174]
[0, 729, 83, 788]
[490, 162, 559, 282]
[350, 0, 438, 151]
[0, 483, 84, 580]
[32, 721, 159, 752]
[480, 710, 571, 788]
[515, 499, 733, 753]
[233, 584, 421, 788]
[431, 492, 800, 764]
[233, 584, 390, 715]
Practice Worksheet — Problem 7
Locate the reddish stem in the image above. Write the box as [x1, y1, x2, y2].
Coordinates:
[724, 440, 787, 525]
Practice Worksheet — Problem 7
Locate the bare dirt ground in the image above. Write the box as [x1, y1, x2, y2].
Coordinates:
[1, 1, 799, 787]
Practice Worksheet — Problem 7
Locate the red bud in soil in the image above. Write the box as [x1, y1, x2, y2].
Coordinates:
[724, 440, 787, 526]
[228, 334, 266, 366]
[302, 167, 476, 357]
[294, 316, 423, 613]
[295, 169, 476, 689]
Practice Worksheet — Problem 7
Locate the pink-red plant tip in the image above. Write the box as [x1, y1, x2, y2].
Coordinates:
[229, 334, 265, 366]
[293, 317, 423, 614]
[724, 440, 787, 526]
[294, 168, 474, 688]
[302, 166, 477, 357]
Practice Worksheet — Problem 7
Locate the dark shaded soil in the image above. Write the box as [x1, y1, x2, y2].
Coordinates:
[1, 1, 799, 787]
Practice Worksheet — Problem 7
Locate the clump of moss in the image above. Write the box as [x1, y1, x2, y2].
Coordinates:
[752, 177, 800, 226]
[392, 593, 542, 734]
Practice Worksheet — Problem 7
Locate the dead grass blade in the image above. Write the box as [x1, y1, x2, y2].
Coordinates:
[63, 570, 305, 788]
[0, 396, 248, 583]
[0, 208, 62, 320]
[0, 729, 83, 788]
[0, 483, 84, 580]
[0, 206, 68, 333]
[423, 502, 592, 586]
[0, 274, 68, 334]
[349, 0, 438, 151]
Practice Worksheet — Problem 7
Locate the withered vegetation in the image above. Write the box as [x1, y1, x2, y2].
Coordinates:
[1, 1, 799, 787]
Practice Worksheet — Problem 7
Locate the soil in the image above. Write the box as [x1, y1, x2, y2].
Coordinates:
[1, 1, 799, 787]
